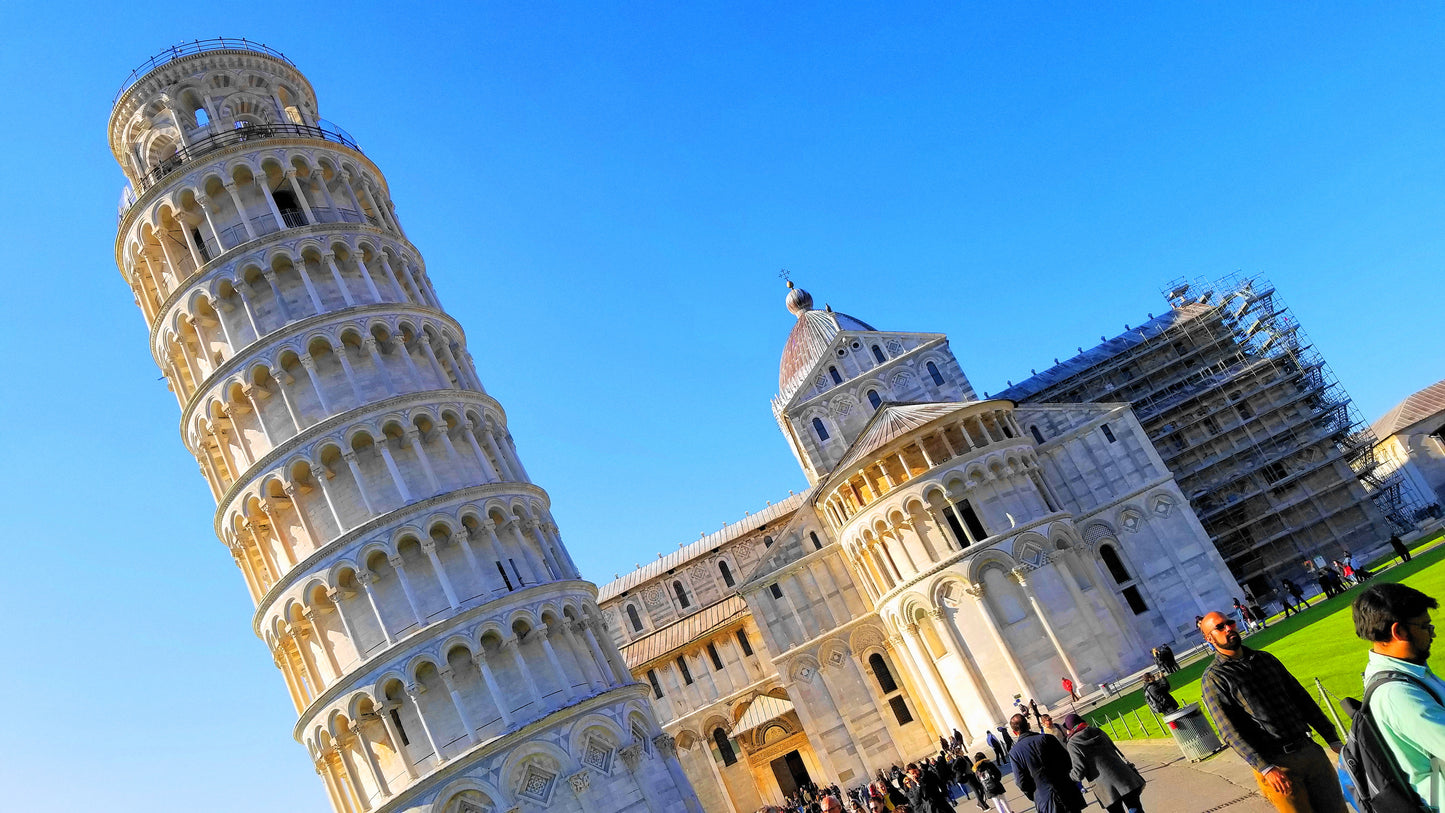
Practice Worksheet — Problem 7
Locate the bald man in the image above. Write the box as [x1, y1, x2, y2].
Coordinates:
[1197, 610, 1345, 813]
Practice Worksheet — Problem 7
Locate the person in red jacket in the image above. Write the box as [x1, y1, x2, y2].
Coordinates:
[1062, 676, 1079, 701]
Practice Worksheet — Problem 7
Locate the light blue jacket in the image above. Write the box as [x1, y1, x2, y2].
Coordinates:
[1362, 650, 1445, 811]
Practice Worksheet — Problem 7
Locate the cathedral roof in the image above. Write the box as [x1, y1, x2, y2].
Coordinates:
[998, 304, 1216, 402]
[1371, 378, 1445, 439]
[617, 595, 749, 669]
[778, 284, 877, 402]
[597, 492, 808, 603]
[826, 401, 992, 483]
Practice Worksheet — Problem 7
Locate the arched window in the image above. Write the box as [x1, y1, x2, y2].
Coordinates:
[926, 361, 945, 386]
[719, 560, 735, 587]
[713, 727, 738, 766]
[673, 580, 691, 609]
[872, 344, 886, 363]
[1030, 425, 1045, 444]
[829, 366, 843, 385]
[1101, 423, 1117, 443]
[627, 604, 643, 632]
[647, 669, 663, 698]
[810, 531, 823, 551]
[869, 653, 898, 693]
[194, 107, 210, 127]
[867, 389, 882, 410]
[676, 655, 693, 684]
[763, 535, 774, 548]
[813, 418, 829, 442]
[1100, 545, 1131, 584]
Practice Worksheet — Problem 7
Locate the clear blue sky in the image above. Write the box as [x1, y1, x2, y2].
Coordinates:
[1, 3, 1441, 810]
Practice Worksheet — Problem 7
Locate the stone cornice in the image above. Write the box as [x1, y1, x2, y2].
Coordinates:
[210, 386, 503, 527]
[249, 479, 552, 624]
[147, 220, 424, 344]
[171, 300, 460, 406]
[291, 578, 600, 734]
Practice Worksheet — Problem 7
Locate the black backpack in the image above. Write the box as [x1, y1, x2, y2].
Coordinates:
[1338, 671, 1441, 813]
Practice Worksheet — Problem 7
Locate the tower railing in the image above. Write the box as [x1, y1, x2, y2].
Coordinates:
[114, 38, 293, 104]
[134, 121, 361, 193]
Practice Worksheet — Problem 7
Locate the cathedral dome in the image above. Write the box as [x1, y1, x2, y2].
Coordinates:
[778, 284, 876, 397]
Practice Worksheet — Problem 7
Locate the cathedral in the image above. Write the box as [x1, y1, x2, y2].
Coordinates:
[594, 283, 1243, 812]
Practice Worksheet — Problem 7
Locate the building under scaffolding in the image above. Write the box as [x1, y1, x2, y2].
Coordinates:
[1000, 275, 1421, 596]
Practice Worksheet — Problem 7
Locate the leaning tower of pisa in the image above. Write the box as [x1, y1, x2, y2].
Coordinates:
[108, 40, 700, 813]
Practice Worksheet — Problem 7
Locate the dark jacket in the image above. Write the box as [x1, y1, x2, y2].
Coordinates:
[1009, 731, 1087, 813]
[904, 768, 953, 813]
[1066, 725, 1146, 806]
[973, 757, 1007, 798]
[1144, 678, 1179, 714]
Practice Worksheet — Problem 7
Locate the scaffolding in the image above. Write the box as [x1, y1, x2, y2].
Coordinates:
[1003, 273, 1423, 594]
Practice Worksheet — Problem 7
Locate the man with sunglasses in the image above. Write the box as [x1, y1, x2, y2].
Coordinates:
[1353, 582, 1445, 811]
[1198, 610, 1346, 812]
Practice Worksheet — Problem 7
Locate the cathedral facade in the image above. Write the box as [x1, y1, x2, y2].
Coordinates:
[108, 41, 698, 813]
[596, 284, 1242, 811]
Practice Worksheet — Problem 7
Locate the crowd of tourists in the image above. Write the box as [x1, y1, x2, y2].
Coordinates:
[763, 545, 1442, 813]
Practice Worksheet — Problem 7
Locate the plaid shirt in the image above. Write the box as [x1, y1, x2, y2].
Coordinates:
[1200, 646, 1340, 773]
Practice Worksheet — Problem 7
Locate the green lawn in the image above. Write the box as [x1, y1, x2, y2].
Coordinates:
[1085, 535, 1445, 742]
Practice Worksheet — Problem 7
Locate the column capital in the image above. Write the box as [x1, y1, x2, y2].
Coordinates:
[568, 769, 591, 795]
[309, 463, 330, 480]
[342, 451, 360, 465]
[619, 743, 644, 771]
[357, 570, 376, 586]
[904, 623, 921, 638]
[651, 733, 678, 758]
[964, 581, 986, 599]
[386, 554, 405, 570]
[437, 666, 457, 686]
[299, 353, 316, 370]
[420, 539, 438, 556]
[479, 519, 497, 533]
[404, 682, 425, 699]
[1009, 566, 1032, 587]
[451, 529, 470, 545]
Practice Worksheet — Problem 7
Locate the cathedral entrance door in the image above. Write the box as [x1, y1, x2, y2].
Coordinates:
[770, 749, 812, 797]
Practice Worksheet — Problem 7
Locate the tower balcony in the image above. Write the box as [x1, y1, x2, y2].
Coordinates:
[133, 120, 361, 195]
[114, 37, 295, 105]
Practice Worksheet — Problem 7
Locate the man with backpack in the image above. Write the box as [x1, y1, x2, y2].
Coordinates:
[1350, 583, 1445, 811]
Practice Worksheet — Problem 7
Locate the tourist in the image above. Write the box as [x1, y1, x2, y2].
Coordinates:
[1390, 533, 1412, 563]
[996, 724, 1015, 751]
[1233, 597, 1256, 631]
[1060, 712, 1146, 813]
[1283, 579, 1308, 612]
[951, 728, 966, 750]
[1040, 713, 1067, 745]
[1062, 675, 1079, 701]
[903, 760, 953, 813]
[1197, 610, 1346, 813]
[1029, 698, 1043, 728]
[1142, 672, 1179, 715]
[1157, 643, 1179, 674]
[951, 749, 988, 810]
[1246, 595, 1268, 630]
[1009, 713, 1087, 812]
[985, 728, 1008, 764]
[972, 751, 1014, 813]
[1352, 582, 1445, 809]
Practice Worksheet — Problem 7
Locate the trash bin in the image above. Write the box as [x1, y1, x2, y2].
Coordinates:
[1163, 703, 1223, 762]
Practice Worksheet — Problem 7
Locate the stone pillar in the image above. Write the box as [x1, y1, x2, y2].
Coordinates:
[966, 581, 1037, 701]
[1011, 567, 1082, 691]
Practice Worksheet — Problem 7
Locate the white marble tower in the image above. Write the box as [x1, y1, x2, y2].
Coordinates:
[108, 39, 700, 813]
